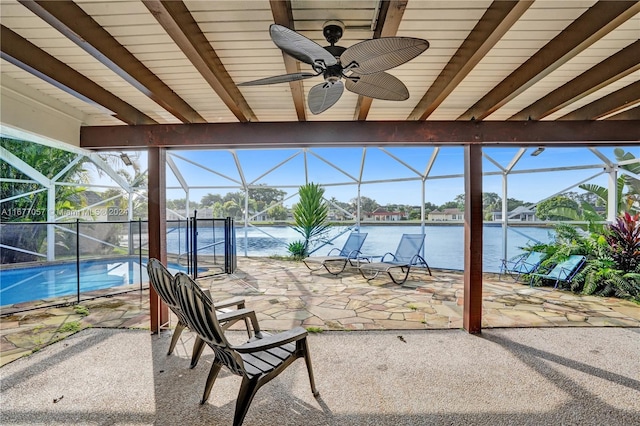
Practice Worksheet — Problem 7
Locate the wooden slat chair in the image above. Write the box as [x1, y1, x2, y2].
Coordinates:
[499, 251, 546, 282]
[358, 233, 431, 284]
[302, 232, 368, 275]
[146, 258, 251, 368]
[174, 272, 319, 426]
[529, 254, 587, 289]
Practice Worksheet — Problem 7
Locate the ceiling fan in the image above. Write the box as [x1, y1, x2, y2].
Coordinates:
[238, 21, 429, 114]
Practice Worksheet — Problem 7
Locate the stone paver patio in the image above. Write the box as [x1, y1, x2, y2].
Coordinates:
[1, 257, 639, 366]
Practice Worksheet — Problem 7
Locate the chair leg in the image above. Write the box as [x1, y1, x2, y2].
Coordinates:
[234, 302, 252, 339]
[303, 260, 323, 272]
[388, 267, 410, 285]
[167, 321, 186, 355]
[201, 361, 222, 404]
[190, 336, 206, 369]
[302, 339, 320, 397]
[240, 316, 252, 339]
[416, 256, 432, 276]
[234, 377, 261, 426]
[360, 268, 380, 281]
[323, 260, 347, 276]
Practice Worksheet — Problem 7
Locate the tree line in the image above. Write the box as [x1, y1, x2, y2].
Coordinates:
[169, 187, 535, 221]
[3, 137, 636, 224]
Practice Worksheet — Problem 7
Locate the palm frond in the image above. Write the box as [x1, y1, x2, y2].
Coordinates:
[579, 183, 608, 204]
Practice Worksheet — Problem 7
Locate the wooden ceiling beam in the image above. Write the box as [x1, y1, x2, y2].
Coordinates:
[511, 40, 640, 121]
[0, 25, 156, 125]
[459, 1, 640, 121]
[606, 105, 640, 121]
[558, 81, 640, 120]
[19, 0, 205, 124]
[142, 0, 257, 123]
[409, 1, 532, 121]
[353, 0, 403, 121]
[80, 120, 640, 150]
[270, 0, 307, 121]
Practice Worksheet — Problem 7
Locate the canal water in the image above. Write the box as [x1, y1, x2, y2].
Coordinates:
[168, 224, 554, 273]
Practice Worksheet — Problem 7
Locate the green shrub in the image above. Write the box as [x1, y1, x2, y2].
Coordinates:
[533, 215, 640, 301]
[58, 321, 82, 333]
[605, 212, 640, 273]
[287, 240, 307, 260]
[574, 212, 640, 301]
[74, 305, 89, 316]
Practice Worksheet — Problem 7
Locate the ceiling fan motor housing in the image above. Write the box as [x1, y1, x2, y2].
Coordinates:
[323, 20, 345, 45]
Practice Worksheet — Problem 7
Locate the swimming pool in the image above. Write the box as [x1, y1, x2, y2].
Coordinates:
[0, 258, 191, 307]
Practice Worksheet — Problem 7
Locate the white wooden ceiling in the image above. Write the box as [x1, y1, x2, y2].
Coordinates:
[1, 0, 638, 129]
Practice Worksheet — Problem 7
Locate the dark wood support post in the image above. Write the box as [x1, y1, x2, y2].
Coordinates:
[148, 146, 169, 333]
[463, 144, 483, 333]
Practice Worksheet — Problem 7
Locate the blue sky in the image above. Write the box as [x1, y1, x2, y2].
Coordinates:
[104, 145, 638, 207]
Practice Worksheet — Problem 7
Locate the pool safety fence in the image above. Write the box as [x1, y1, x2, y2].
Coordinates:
[182, 214, 236, 278]
[0, 217, 237, 314]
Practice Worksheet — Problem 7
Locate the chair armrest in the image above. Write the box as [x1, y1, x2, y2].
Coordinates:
[346, 249, 363, 259]
[327, 248, 341, 256]
[529, 271, 546, 279]
[217, 308, 261, 334]
[379, 252, 394, 262]
[501, 253, 527, 270]
[233, 327, 308, 353]
[519, 260, 539, 273]
[215, 296, 246, 309]
[356, 254, 381, 263]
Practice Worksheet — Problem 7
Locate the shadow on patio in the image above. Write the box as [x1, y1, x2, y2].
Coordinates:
[1, 257, 640, 367]
[1, 326, 639, 425]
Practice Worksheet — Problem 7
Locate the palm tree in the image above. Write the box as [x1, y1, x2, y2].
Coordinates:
[1, 138, 89, 222]
[548, 149, 639, 228]
[1, 138, 92, 263]
[288, 183, 330, 258]
[579, 149, 639, 214]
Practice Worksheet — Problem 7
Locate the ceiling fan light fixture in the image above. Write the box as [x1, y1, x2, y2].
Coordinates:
[530, 147, 545, 157]
[120, 153, 133, 166]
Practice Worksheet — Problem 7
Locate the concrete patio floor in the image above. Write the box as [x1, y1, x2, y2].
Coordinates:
[2, 327, 639, 425]
[2, 257, 640, 367]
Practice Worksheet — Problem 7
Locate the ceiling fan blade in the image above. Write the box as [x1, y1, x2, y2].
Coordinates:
[345, 72, 409, 101]
[308, 81, 344, 114]
[270, 24, 337, 67]
[238, 72, 318, 86]
[341, 37, 429, 75]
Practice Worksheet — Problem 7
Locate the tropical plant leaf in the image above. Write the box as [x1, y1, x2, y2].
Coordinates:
[548, 207, 581, 221]
[579, 176, 630, 215]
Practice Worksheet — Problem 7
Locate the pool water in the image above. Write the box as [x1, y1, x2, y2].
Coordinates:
[0, 259, 190, 307]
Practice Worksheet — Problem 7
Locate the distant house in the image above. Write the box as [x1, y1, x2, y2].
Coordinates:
[367, 207, 406, 221]
[428, 208, 463, 221]
[491, 205, 537, 222]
